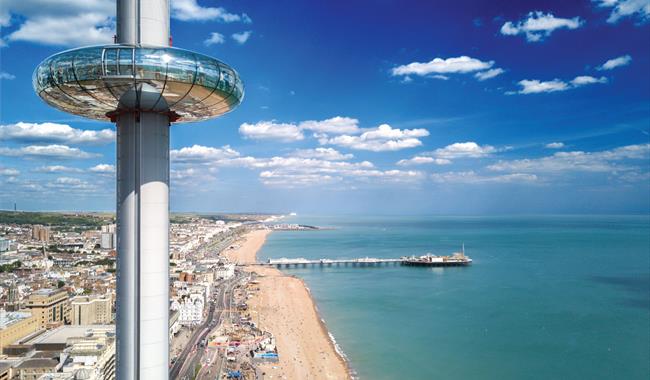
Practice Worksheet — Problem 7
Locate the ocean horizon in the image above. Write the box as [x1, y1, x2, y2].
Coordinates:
[259, 214, 650, 380]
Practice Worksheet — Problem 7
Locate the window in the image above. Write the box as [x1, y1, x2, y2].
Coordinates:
[104, 49, 118, 76]
[118, 48, 134, 76]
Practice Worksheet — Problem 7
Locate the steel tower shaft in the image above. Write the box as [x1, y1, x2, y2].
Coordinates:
[116, 1, 170, 379]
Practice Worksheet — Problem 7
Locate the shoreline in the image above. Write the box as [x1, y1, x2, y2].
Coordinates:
[225, 229, 352, 380]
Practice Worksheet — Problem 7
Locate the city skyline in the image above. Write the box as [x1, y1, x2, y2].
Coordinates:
[1, 0, 650, 215]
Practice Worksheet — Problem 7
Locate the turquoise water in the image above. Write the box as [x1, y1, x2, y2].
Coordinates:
[258, 215, 650, 380]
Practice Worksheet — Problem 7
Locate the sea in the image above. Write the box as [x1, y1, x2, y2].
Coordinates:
[257, 215, 650, 380]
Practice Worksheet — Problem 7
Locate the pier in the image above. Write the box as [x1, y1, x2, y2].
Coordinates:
[246, 255, 471, 268]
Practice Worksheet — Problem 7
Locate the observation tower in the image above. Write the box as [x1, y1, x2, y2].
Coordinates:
[33, 1, 244, 379]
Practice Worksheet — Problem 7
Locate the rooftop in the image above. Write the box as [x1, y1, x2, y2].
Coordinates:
[25, 325, 114, 346]
[0, 311, 32, 329]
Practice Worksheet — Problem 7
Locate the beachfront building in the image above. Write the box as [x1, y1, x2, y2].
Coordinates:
[70, 295, 113, 325]
[215, 264, 235, 280]
[57, 336, 116, 380]
[14, 358, 59, 380]
[24, 289, 70, 329]
[173, 294, 204, 327]
[0, 310, 39, 353]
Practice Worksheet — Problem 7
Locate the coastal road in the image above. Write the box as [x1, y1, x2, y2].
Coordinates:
[170, 273, 243, 379]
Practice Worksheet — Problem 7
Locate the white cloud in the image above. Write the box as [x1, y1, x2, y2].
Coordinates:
[33, 165, 83, 173]
[398, 142, 496, 166]
[500, 11, 584, 42]
[259, 167, 423, 187]
[168, 143, 425, 188]
[0, 167, 19, 176]
[392, 56, 494, 77]
[474, 68, 505, 81]
[0, 72, 15, 80]
[570, 75, 608, 86]
[1, 1, 115, 47]
[397, 156, 451, 166]
[0, 122, 115, 144]
[46, 176, 95, 191]
[232, 31, 252, 44]
[593, 0, 650, 23]
[320, 124, 429, 152]
[259, 171, 341, 187]
[8, 13, 114, 46]
[513, 75, 607, 94]
[431, 171, 538, 184]
[204, 32, 225, 46]
[239, 121, 304, 142]
[545, 142, 565, 149]
[597, 54, 632, 70]
[171, 144, 240, 162]
[432, 142, 496, 159]
[516, 79, 570, 94]
[488, 143, 650, 174]
[299, 117, 360, 134]
[171, 0, 250, 22]
[0, 144, 98, 159]
[2, 0, 251, 47]
[291, 148, 354, 161]
[89, 164, 114, 173]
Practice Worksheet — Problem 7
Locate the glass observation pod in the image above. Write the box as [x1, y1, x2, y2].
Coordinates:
[33, 45, 244, 122]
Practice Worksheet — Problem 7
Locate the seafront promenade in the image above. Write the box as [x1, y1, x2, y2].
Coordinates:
[224, 230, 352, 380]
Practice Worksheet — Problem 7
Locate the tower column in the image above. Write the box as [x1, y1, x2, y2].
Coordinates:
[117, 0, 170, 46]
[116, 112, 170, 380]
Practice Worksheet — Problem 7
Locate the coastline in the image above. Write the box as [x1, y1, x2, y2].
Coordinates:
[225, 229, 352, 380]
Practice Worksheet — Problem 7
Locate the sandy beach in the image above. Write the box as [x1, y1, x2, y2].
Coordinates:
[225, 229, 351, 380]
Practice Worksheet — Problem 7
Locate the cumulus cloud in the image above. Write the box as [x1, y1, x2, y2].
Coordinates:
[515, 79, 570, 94]
[0, 122, 115, 144]
[2, 0, 251, 47]
[171, 144, 240, 162]
[1, 1, 115, 46]
[0, 144, 98, 159]
[597, 54, 632, 70]
[89, 164, 114, 173]
[513, 75, 607, 94]
[397, 156, 451, 166]
[397, 142, 496, 166]
[0, 72, 15, 80]
[474, 68, 505, 81]
[593, 0, 650, 23]
[239, 121, 304, 142]
[392, 56, 495, 79]
[204, 32, 225, 46]
[319, 124, 429, 152]
[232, 31, 252, 44]
[545, 142, 565, 149]
[571, 76, 608, 86]
[45, 176, 95, 191]
[431, 171, 538, 184]
[33, 165, 83, 173]
[500, 11, 584, 42]
[171, 0, 251, 22]
[432, 142, 496, 159]
[299, 117, 360, 134]
[169, 143, 425, 188]
[291, 148, 354, 161]
[0, 167, 19, 176]
[8, 13, 114, 46]
[488, 143, 650, 174]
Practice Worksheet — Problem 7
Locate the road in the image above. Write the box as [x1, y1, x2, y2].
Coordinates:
[170, 273, 243, 380]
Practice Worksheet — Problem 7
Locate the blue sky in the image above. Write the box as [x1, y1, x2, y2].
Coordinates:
[0, 0, 649, 214]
